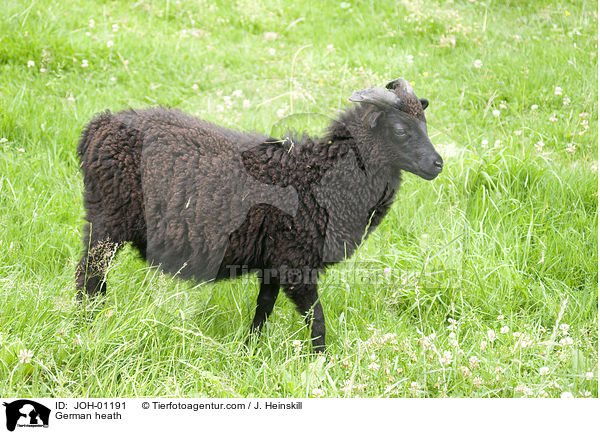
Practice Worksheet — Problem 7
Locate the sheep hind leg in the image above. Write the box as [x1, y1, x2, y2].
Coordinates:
[246, 276, 280, 344]
[283, 284, 326, 353]
[75, 222, 120, 299]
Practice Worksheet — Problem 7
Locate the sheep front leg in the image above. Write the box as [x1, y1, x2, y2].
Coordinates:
[284, 284, 326, 353]
[248, 275, 280, 339]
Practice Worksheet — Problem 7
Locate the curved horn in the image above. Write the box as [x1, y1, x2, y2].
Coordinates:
[349, 87, 401, 109]
[385, 77, 415, 96]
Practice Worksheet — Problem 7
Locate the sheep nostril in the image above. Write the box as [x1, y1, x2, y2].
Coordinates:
[434, 159, 443, 169]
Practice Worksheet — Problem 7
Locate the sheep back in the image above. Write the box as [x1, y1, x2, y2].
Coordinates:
[136, 109, 299, 281]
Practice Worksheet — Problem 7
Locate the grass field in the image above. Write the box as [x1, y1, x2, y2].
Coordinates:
[0, 0, 597, 398]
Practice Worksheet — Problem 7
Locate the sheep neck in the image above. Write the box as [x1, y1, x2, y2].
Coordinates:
[317, 107, 402, 190]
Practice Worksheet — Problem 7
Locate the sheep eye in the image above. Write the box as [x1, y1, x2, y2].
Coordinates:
[394, 126, 406, 137]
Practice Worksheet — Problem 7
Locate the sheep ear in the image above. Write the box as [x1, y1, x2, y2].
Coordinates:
[365, 110, 382, 128]
[420, 98, 429, 110]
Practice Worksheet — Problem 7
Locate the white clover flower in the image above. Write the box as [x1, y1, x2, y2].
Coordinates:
[500, 325, 510, 334]
[312, 388, 324, 397]
[263, 31, 278, 41]
[499, 103, 507, 109]
[216, 104, 224, 112]
[89, 18, 96, 28]
[276, 108, 286, 118]
[340, 2, 351, 9]
[585, 372, 594, 381]
[340, 380, 352, 394]
[479, 340, 487, 351]
[231, 89, 243, 98]
[327, 44, 335, 52]
[563, 97, 571, 106]
[513, 130, 522, 136]
[242, 99, 251, 109]
[494, 140, 502, 148]
[497, 315, 505, 320]
[81, 59, 89, 67]
[109, 77, 117, 83]
[368, 361, 380, 371]
[580, 119, 589, 130]
[0, 138, 7, 144]
[107, 40, 114, 48]
[473, 59, 483, 68]
[565, 144, 576, 154]
[535, 141, 544, 152]
[531, 104, 538, 110]
[409, 381, 420, 392]
[515, 384, 524, 393]
[407, 54, 414, 64]
[492, 109, 500, 117]
[481, 139, 489, 147]
[559, 323, 570, 335]
[354, 384, 366, 393]
[518, 335, 533, 349]
[383, 267, 392, 277]
[559, 336, 574, 346]
[469, 356, 479, 369]
[292, 339, 302, 349]
[112, 23, 119, 32]
[18, 349, 34, 364]
[540, 366, 550, 376]
[487, 330, 497, 342]
[554, 86, 563, 96]
[420, 335, 434, 350]
[191, 84, 199, 90]
[460, 366, 472, 377]
[560, 391, 574, 399]
[548, 114, 557, 122]
[440, 350, 453, 366]
[268, 48, 276, 55]
[447, 318, 457, 331]
[472, 376, 482, 388]
[383, 333, 397, 344]
[27, 60, 35, 68]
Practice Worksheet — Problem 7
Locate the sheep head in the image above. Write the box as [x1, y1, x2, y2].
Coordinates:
[349, 78, 443, 180]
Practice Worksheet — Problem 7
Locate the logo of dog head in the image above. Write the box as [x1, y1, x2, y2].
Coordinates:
[3, 400, 50, 431]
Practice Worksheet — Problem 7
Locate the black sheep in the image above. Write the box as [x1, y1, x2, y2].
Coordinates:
[75, 77, 443, 352]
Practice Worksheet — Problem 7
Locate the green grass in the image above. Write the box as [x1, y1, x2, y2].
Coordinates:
[0, 0, 597, 398]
